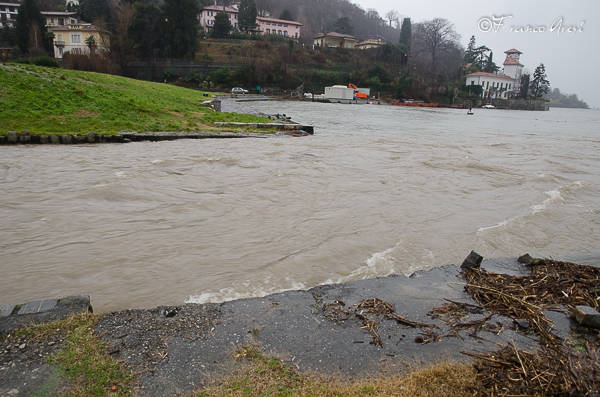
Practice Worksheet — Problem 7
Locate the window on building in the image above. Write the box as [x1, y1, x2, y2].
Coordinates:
[471, 81, 474, 85]
[486, 81, 489, 88]
[284, 31, 287, 36]
[295, 32, 298, 38]
[71, 34, 81, 43]
[266, 28, 270, 34]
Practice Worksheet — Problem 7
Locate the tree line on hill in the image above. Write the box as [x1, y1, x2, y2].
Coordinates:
[548, 88, 589, 109]
[1, 0, 584, 106]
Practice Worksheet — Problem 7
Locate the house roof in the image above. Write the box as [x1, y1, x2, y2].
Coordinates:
[48, 23, 109, 34]
[41, 11, 78, 16]
[504, 48, 522, 54]
[314, 32, 357, 41]
[503, 57, 523, 66]
[257, 16, 303, 26]
[467, 72, 514, 80]
[201, 5, 238, 13]
[356, 39, 384, 46]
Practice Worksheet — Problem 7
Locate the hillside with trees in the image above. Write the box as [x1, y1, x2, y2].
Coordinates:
[548, 88, 589, 109]
[254, 0, 400, 43]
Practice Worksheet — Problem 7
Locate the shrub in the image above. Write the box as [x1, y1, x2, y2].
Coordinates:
[31, 56, 59, 67]
[14, 56, 59, 67]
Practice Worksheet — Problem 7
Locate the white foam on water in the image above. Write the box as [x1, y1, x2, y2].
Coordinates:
[186, 244, 406, 305]
[151, 159, 164, 165]
[531, 189, 564, 214]
[478, 181, 586, 233]
[477, 218, 515, 233]
[114, 171, 127, 178]
[185, 279, 307, 305]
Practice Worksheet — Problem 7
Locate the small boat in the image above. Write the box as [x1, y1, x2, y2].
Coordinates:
[467, 111, 474, 115]
[482, 104, 496, 109]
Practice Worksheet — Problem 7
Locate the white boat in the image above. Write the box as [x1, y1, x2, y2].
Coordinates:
[482, 104, 496, 109]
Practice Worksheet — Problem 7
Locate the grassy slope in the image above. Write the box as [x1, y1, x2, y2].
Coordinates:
[0, 63, 270, 135]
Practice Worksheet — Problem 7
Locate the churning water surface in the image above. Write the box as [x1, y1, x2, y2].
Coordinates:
[1, 103, 599, 312]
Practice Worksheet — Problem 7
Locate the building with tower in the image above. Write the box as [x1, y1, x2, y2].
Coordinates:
[466, 48, 525, 99]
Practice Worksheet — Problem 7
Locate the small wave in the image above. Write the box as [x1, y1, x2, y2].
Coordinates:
[465, 162, 514, 175]
[336, 241, 425, 283]
[477, 218, 516, 233]
[186, 279, 307, 305]
[530, 181, 583, 214]
[114, 171, 127, 178]
[531, 190, 564, 214]
[478, 181, 586, 233]
[193, 157, 240, 167]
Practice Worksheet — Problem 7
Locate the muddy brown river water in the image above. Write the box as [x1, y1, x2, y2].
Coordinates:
[1, 102, 599, 312]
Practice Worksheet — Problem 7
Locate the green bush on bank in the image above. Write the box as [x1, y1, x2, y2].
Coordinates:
[14, 55, 59, 67]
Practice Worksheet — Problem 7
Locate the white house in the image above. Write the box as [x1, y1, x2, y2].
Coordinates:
[199, 5, 240, 31]
[1, 1, 78, 28]
[198, 4, 302, 39]
[256, 16, 302, 39]
[41, 11, 79, 27]
[466, 48, 525, 99]
[466, 72, 515, 99]
[0, 2, 19, 28]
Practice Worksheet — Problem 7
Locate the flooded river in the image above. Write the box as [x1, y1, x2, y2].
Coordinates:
[1, 102, 599, 312]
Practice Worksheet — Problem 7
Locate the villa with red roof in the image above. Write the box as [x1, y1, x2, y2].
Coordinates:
[198, 5, 303, 39]
[466, 49, 525, 99]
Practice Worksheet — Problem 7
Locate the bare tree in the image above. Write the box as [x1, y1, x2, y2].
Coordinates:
[385, 9, 398, 27]
[366, 8, 379, 19]
[413, 18, 460, 79]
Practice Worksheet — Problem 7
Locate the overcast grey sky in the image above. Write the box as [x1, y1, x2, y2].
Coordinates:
[354, 0, 600, 107]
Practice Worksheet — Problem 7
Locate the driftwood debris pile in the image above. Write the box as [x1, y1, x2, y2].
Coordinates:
[462, 256, 600, 396]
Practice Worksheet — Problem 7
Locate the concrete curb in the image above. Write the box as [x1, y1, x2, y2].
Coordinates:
[0, 296, 92, 334]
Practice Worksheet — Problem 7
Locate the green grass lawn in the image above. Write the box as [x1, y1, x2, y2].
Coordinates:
[0, 63, 270, 135]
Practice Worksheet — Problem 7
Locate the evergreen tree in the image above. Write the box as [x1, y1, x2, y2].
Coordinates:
[128, 2, 162, 59]
[398, 17, 411, 66]
[0, 26, 17, 47]
[279, 9, 293, 21]
[464, 35, 476, 63]
[161, 0, 199, 58]
[238, 0, 257, 32]
[519, 74, 530, 98]
[211, 11, 232, 38]
[484, 51, 499, 73]
[16, 0, 51, 54]
[79, 0, 112, 24]
[530, 63, 550, 98]
[332, 16, 353, 35]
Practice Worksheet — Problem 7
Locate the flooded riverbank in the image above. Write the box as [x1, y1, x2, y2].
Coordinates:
[1, 103, 599, 311]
